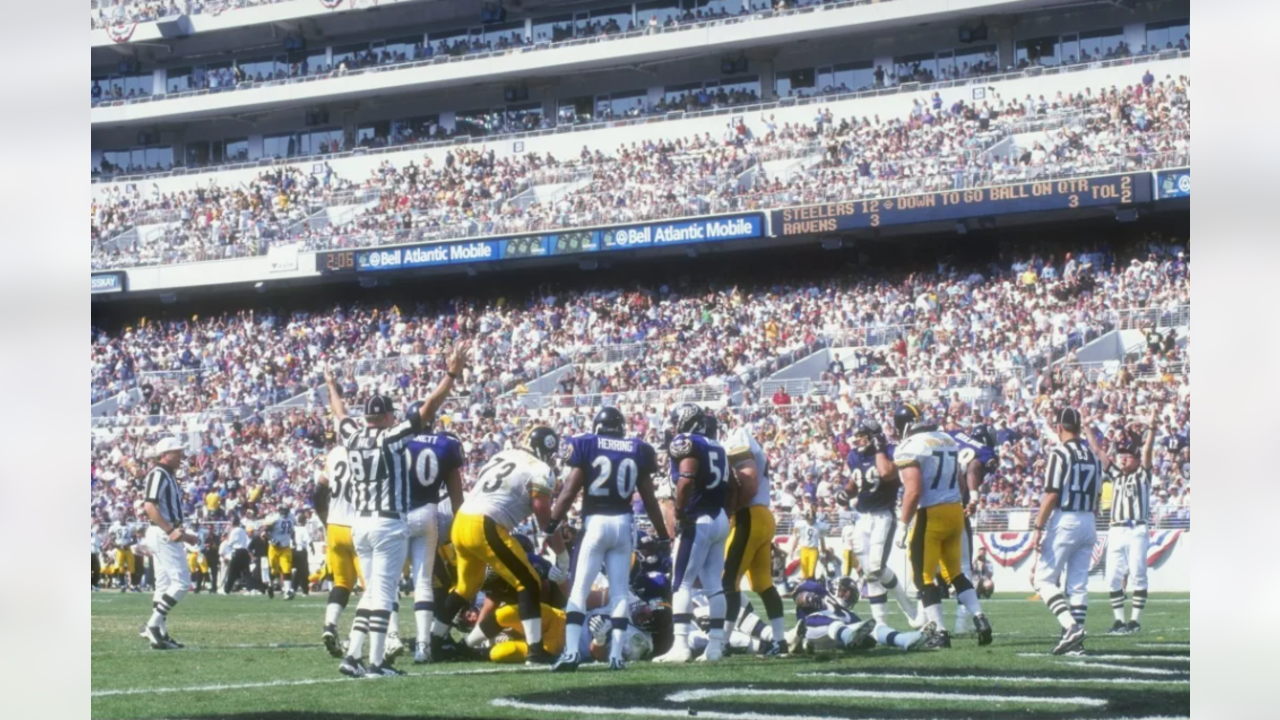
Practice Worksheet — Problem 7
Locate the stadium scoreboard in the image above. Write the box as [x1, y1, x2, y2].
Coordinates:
[773, 173, 1152, 236]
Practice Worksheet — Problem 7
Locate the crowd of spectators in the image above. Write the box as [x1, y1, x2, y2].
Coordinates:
[90, 231, 1190, 534]
[90, 71, 1191, 269]
[91, 0, 182, 30]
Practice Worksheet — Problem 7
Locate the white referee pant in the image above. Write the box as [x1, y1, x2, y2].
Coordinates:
[145, 526, 191, 607]
[1032, 511, 1096, 615]
[851, 511, 896, 595]
[1106, 523, 1150, 592]
[568, 514, 634, 622]
[354, 514, 409, 613]
[407, 504, 439, 612]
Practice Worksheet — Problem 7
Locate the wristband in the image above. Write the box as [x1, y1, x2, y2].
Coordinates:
[447, 371, 459, 380]
[1034, 525, 1045, 532]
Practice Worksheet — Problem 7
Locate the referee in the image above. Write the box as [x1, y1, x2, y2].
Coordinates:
[324, 342, 467, 678]
[1094, 405, 1159, 635]
[223, 516, 254, 594]
[1031, 406, 1103, 656]
[141, 437, 197, 650]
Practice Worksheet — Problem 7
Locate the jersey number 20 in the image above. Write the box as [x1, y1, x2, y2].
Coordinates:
[589, 456, 638, 499]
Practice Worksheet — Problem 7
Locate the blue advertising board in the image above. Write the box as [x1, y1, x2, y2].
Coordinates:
[315, 214, 765, 274]
[91, 271, 126, 294]
[1155, 169, 1190, 200]
[772, 173, 1152, 236]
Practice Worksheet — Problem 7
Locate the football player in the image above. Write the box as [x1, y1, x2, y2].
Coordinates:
[893, 404, 992, 647]
[314, 444, 363, 657]
[721, 418, 790, 656]
[264, 505, 297, 600]
[433, 427, 569, 666]
[401, 418, 466, 664]
[185, 538, 209, 594]
[653, 404, 734, 663]
[843, 420, 918, 626]
[790, 506, 826, 581]
[787, 576, 943, 653]
[549, 407, 669, 672]
[944, 423, 999, 635]
[107, 515, 139, 592]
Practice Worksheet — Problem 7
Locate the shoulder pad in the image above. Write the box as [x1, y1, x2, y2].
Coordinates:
[669, 434, 695, 460]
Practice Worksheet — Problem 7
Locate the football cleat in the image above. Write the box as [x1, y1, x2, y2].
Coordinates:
[850, 620, 879, 651]
[1107, 620, 1129, 636]
[1052, 624, 1087, 656]
[138, 624, 150, 639]
[146, 625, 171, 650]
[551, 652, 580, 673]
[162, 634, 184, 649]
[413, 641, 431, 665]
[322, 625, 343, 658]
[525, 643, 555, 666]
[973, 614, 993, 647]
[653, 644, 692, 664]
[608, 657, 626, 671]
[696, 641, 723, 662]
[763, 639, 790, 658]
[338, 656, 366, 678]
[284, 590, 296, 601]
[267, 585, 274, 600]
[364, 663, 405, 678]
[386, 634, 406, 661]
[1125, 621, 1141, 635]
[1064, 647, 1087, 657]
[919, 623, 951, 650]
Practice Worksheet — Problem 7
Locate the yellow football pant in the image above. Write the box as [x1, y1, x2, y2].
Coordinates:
[489, 603, 566, 663]
[451, 513, 540, 602]
[113, 549, 136, 577]
[724, 505, 777, 592]
[799, 547, 819, 580]
[187, 551, 209, 575]
[910, 503, 964, 588]
[268, 544, 293, 578]
[326, 524, 364, 591]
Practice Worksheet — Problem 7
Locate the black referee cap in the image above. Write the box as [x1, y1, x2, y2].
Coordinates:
[364, 394, 395, 417]
[1055, 406, 1082, 431]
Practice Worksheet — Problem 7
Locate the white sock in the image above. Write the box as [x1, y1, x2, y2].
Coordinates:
[415, 609, 432, 642]
[522, 618, 543, 645]
[369, 631, 387, 666]
[389, 608, 400, 638]
[884, 570, 915, 618]
[925, 602, 945, 629]
[869, 600, 889, 625]
[609, 625, 625, 661]
[347, 615, 368, 659]
[874, 623, 920, 650]
[431, 619, 450, 638]
[564, 618, 583, 659]
[147, 609, 165, 629]
[324, 603, 342, 627]
[958, 588, 984, 617]
[465, 625, 488, 649]
[770, 617, 785, 641]
[707, 627, 725, 651]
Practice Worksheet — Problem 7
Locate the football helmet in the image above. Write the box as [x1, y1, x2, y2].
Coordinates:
[405, 400, 425, 422]
[670, 403, 713, 437]
[831, 576, 860, 608]
[893, 403, 925, 439]
[593, 406, 627, 438]
[525, 426, 560, 463]
[795, 591, 824, 612]
[852, 420, 883, 453]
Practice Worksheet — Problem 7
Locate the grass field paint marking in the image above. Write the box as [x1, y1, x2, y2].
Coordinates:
[92, 666, 529, 698]
[492, 698, 1188, 720]
[666, 687, 1107, 708]
[796, 671, 1188, 686]
[1018, 653, 1188, 662]
[1061, 661, 1189, 676]
[1136, 643, 1191, 649]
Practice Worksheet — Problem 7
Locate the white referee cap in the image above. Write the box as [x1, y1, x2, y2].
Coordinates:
[152, 437, 185, 456]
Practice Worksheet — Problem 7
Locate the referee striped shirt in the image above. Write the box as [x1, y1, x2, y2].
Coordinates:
[1044, 439, 1103, 513]
[144, 465, 184, 527]
[338, 416, 421, 516]
[1108, 466, 1152, 525]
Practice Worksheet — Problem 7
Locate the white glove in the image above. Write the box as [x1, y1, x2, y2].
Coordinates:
[548, 565, 568, 584]
[894, 523, 909, 550]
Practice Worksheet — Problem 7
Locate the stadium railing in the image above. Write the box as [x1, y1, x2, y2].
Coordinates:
[516, 383, 730, 410]
[91, 49, 1190, 184]
[1110, 304, 1191, 331]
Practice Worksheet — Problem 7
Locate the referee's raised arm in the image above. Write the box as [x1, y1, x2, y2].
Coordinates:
[323, 360, 348, 423]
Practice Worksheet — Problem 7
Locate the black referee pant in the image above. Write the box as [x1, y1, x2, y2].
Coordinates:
[291, 549, 310, 595]
[224, 549, 255, 594]
[91, 554, 101, 589]
[203, 548, 221, 592]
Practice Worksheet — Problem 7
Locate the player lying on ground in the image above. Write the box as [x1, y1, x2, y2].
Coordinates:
[786, 577, 947, 653]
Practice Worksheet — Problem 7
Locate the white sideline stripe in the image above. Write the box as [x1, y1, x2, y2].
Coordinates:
[1061, 661, 1188, 676]
[796, 671, 1188, 685]
[1018, 653, 1189, 662]
[91, 667, 524, 698]
[491, 698, 1188, 720]
[1137, 643, 1191, 649]
[666, 688, 1107, 708]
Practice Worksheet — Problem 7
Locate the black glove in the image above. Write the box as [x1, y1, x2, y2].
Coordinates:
[676, 514, 695, 537]
[543, 517, 562, 536]
[871, 432, 889, 454]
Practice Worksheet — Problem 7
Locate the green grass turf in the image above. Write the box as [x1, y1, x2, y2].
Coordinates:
[91, 591, 1189, 720]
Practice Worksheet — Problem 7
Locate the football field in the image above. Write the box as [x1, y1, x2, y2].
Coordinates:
[91, 592, 1190, 720]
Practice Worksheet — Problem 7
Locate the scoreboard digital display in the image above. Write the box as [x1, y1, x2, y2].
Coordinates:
[773, 173, 1152, 236]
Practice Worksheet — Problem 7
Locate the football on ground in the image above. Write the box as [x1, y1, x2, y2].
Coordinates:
[91, 592, 1190, 720]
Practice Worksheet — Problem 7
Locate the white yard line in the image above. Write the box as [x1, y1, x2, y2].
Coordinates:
[1137, 643, 1191, 649]
[796, 671, 1188, 685]
[1018, 653, 1189, 662]
[491, 698, 1188, 720]
[666, 687, 1107, 707]
[92, 666, 527, 698]
[1060, 661, 1189, 676]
